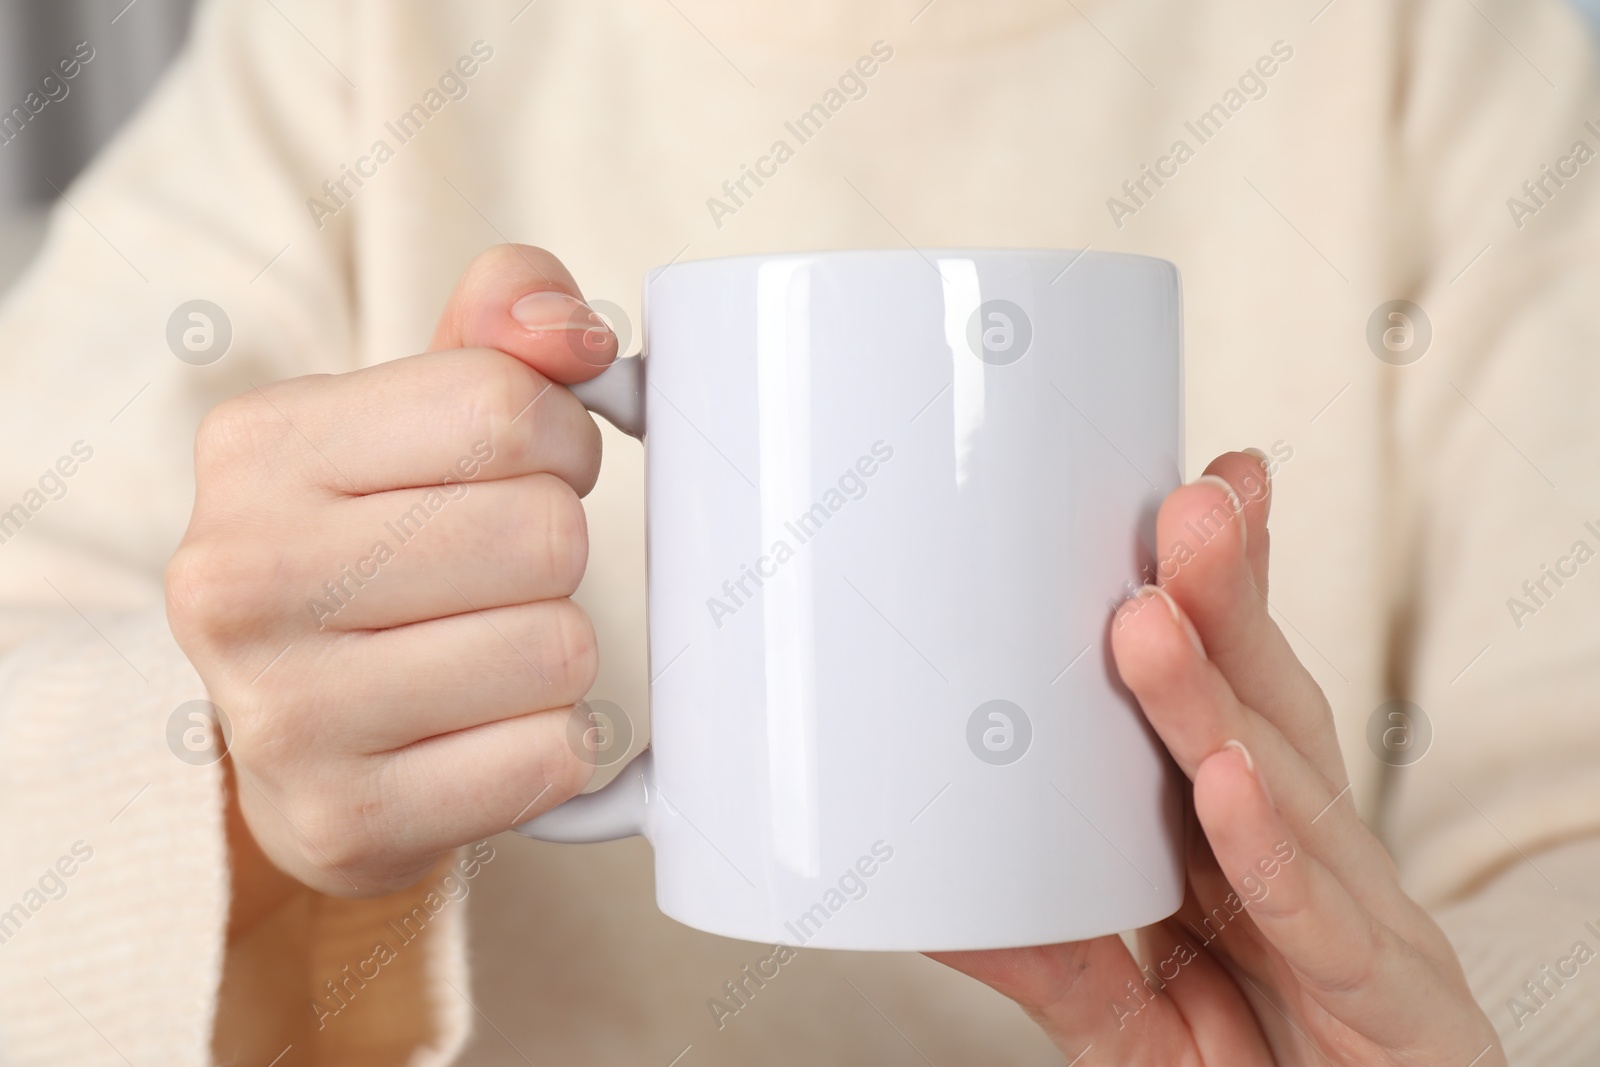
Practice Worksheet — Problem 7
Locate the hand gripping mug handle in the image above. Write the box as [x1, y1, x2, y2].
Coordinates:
[513, 354, 657, 844]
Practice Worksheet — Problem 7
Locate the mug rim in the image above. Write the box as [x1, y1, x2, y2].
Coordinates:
[645, 246, 1178, 282]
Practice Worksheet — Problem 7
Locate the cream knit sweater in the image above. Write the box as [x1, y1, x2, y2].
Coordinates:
[2, 0, 1600, 1063]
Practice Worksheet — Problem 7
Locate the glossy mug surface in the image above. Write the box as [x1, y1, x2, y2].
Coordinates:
[517, 249, 1186, 951]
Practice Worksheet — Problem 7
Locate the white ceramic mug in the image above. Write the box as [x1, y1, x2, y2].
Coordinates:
[517, 249, 1186, 951]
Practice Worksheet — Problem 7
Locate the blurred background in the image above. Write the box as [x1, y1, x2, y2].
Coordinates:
[2, 0, 1600, 295]
[0, 0, 194, 288]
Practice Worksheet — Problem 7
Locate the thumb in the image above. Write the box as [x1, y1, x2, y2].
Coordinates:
[429, 243, 618, 384]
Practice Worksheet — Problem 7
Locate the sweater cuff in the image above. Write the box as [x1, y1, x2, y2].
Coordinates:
[213, 844, 477, 1067]
[0, 605, 227, 1064]
[0, 605, 474, 1066]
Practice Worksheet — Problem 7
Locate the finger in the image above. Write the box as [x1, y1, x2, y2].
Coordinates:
[308, 706, 594, 889]
[295, 597, 599, 752]
[930, 938, 1196, 1061]
[1193, 744, 1484, 1057]
[1210, 450, 1273, 590]
[1185, 454, 1270, 632]
[1112, 588, 1401, 905]
[384, 705, 594, 850]
[1165, 806, 1274, 973]
[430, 243, 618, 383]
[1112, 586, 1256, 780]
[208, 348, 602, 498]
[1157, 465, 1346, 785]
[297, 474, 587, 633]
[1133, 919, 1276, 1064]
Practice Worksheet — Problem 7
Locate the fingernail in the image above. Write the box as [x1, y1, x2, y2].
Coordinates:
[1136, 585, 1205, 656]
[1221, 738, 1272, 807]
[1238, 448, 1273, 510]
[511, 290, 607, 334]
[1194, 473, 1247, 552]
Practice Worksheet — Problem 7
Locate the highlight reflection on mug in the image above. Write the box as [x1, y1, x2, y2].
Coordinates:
[966, 699, 1032, 765]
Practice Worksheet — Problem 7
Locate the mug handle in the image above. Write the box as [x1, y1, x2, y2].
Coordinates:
[514, 354, 656, 844]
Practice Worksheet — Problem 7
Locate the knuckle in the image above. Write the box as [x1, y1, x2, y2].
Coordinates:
[280, 781, 381, 877]
[192, 400, 247, 468]
[551, 734, 596, 798]
[472, 356, 548, 470]
[166, 540, 245, 645]
[193, 393, 284, 476]
[564, 407, 605, 498]
[1312, 923, 1384, 996]
[529, 710, 594, 801]
[547, 597, 600, 697]
[165, 534, 288, 647]
[464, 243, 557, 287]
[164, 541, 214, 638]
[530, 475, 589, 590]
[292, 811, 363, 877]
[458, 357, 602, 496]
